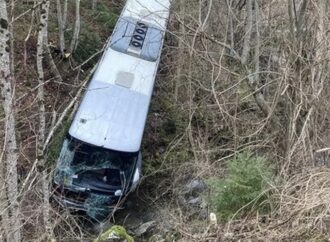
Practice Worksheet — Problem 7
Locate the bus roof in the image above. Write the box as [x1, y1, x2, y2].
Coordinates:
[69, 0, 170, 153]
[123, 0, 170, 29]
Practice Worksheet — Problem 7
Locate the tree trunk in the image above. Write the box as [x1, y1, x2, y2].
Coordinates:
[92, 0, 98, 10]
[174, 0, 185, 102]
[226, 0, 235, 55]
[70, 0, 81, 53]
[240, 0, 276, 120]
[24, 7, 35, 68]
[37, 0, 48, 157]
[241, 0, 252, 65]
[63, 0, 68, 29]
[56, 0, 65, 56]
[36, 0, 54, 239]
[0, 0, 21, 241]
[45, 42, 64, 82]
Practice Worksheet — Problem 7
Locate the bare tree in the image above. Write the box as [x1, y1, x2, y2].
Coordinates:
[23, 5, 35, 68]
[226, 0, 235, 55]
[36, 0, 54, 239]
[283, 0, 310, 170]
[56, 0, 66, 56]
[70, 0, 81, 53]
[0, 0, 21, 241]
[241, 0, 252, 65]
[63, 0, 68, 28]
[36, 0, 48, 161]
[238, 0, 276, 120]
[92, 0, 98, 10]
[174, 0, 186, 102]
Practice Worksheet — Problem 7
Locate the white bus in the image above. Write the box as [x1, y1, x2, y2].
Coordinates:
[53, 0, 171, 220]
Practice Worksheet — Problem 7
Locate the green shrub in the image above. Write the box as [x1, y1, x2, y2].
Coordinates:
[208, 152, 275, 221]
[94, 3, 119, 29]
[71, 24, 102, 65]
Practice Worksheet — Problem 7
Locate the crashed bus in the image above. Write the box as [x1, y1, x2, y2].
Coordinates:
[53, 0, 171, 220]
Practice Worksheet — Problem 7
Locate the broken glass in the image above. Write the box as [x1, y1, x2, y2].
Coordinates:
[53, 135, 138, 219]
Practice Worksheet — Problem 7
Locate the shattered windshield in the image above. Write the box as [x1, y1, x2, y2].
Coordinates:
[54, 135, 138, 192]
[67, 136, 137, 169]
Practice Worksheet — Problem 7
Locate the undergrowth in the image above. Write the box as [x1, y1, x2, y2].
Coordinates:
[67, 2, 120, 65]
[143, 95, 189, 174]
[94, 3, 119, 29]
[46, 119, 71, 165]
[70, 23, 102, 65]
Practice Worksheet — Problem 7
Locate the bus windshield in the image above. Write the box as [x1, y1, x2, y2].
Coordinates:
[54, 135, 138, 190]
[65, 135, 138, 169]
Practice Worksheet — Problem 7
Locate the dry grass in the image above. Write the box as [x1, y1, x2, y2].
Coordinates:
[213, 168, 330, 241]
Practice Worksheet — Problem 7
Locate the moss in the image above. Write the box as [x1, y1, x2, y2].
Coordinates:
[93, 225, 134, 242]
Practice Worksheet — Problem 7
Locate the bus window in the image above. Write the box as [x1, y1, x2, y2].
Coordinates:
[110, 17, 164, 62]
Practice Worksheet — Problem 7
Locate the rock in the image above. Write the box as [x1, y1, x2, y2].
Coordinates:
[149, 234, 165, 242]
[199, 208, 208, 220]
[185, 179, 207, 195]
[182, 195, 209, 220]
[132, 221, 156, 237]
[158, 147, 166, 154]
[179, 179, 209, 220]
[94, 225, 134, 242]
[178, 195, 187, 206]
[187, 197, 202, 206]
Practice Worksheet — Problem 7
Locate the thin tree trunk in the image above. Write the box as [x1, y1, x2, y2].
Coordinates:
[36, 0, 54, 239]
[63, 0, 68, 29]
[92, 0, 98, 10]
[175, 0, 185, 102]
[201, 0, 213, 31]
[45, 1, 63, 81]
[241, 0, 270, 115]
[310, 0, 328, 164]
[241, 0, 252, 65]
[296, 0, 308, 40]
[226, 0, 235, 55]
[9, 0, 15, 78]
[24, 7, 35, 68]
[0, 0, 21, 241]
[253, 0, 260, 84]
[70, 0, 81, 53]
[37, 0, 48, 161]
[56, 0, 65, 56]
[45, 43, 64, 82]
